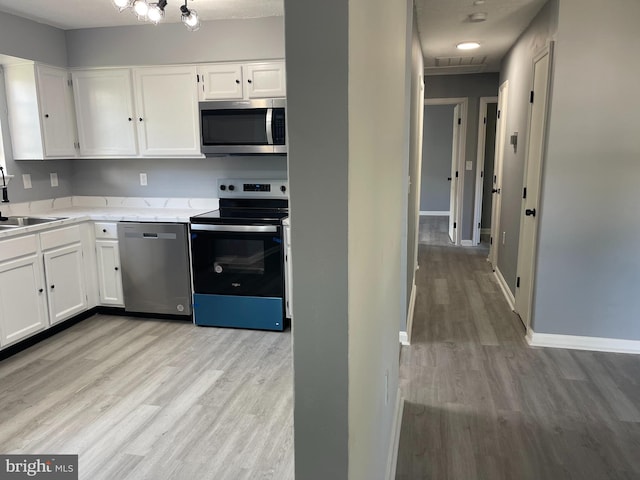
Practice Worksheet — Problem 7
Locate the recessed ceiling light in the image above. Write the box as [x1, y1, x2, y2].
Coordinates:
[473, 0, 485, 5]
[469, 12, 488, 22]
[457, 42, 481, 50]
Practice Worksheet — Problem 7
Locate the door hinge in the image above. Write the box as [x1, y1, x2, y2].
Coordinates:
[197, 74, 200, 83]
[516, 276, 521, 288]
[458, 118, 462, 125]
[493, 175, 497, 183]
[67, 78, 73, 87]
[484, 116, 487, 125]
[490, 237, 493, 245]
[523, 187, 527, 199]
[480, 171, 483, 178]
[478, 222, 481, 228]
[530, 91, 534, 104]
[454, 222, 457, 229]
[497, 110, 501, 119]
[455, 171, 459, 178]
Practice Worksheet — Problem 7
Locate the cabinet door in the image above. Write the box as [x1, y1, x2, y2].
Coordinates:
[36, 65, 78, 157]
[43, 243, 88, 325]
[197, 64, 243, 100]
[245, 62, 286, 98]
[95, 240, 124, 306]
[72, 69, 137, 156]
[134, 66, 201, 156]
[0, 254, 48, 347]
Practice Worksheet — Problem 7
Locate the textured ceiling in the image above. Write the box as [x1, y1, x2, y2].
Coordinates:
[0, 0, 283, 29]
[0, 0, 546, 74]
[417, 0, 548, 74]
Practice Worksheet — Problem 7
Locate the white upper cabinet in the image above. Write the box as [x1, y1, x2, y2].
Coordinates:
[198, 64, 244, 100]
[4, 64, 77, 159]
[72, 69, 138, 157]
[197, 61, 286, 101]
[134, 66, 201, 156]
[245, 62, 287, 99]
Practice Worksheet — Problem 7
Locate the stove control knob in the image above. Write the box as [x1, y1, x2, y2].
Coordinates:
[220, 184, 226, 191]
[228, 185, 235, 191]
[280, 185, 287, 193]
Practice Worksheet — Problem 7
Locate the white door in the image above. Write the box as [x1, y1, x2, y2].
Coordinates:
[489, 81, 509, 268]
[448, 105, 461, 244]
[0, 254, 48, 346]
[96, 240, 124, 306]
[72, 69, 137, 156]
[515, 45, 553, 330]
[245, 62, 287, 98]
[44, 243, 88, 325]
[134, 66, 201, 156]
[37, 65, 78, 157]
[198, 64, 244, 100]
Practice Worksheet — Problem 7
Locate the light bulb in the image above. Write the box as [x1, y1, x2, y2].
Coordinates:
[113, 0, 131, 11]
[147, 5, 164, 24]
[133, 0, 149, 18]
[182, 9, 200, 30]
[456, 41, 481, 50]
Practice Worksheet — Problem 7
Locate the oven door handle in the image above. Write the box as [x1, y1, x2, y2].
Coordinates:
[191, 224, 278, 233]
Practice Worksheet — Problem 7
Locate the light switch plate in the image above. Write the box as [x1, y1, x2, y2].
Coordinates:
[50, 172, 59, 187]
[22, 174, 32, 189]
[140, 173, 148, 186]
[466, 161, 473, 171]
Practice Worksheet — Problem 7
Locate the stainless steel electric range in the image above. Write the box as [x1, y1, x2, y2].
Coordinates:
[189, 179, 289, 331]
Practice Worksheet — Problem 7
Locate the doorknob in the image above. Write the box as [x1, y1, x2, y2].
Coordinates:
[492, 188, 498, 193]
[447, 177, 452, 181]
[525, 208, 536, 217]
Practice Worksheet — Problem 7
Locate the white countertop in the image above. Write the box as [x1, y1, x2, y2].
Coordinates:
[0, 196, 218, 240]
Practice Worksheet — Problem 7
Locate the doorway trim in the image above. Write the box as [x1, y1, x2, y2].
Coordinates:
[473, 96, 498, 245]
[425, 97, 468, 246]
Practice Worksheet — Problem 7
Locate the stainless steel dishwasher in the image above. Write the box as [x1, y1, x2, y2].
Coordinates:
[117, 222, 192, 317]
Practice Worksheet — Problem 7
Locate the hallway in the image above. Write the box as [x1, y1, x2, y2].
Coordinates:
[396, 217, 640, 479]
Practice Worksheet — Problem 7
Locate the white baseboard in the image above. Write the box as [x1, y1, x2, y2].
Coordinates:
[527, 329, 640, 354]
[461, 240, 474, 247]
[493, 267, 515, 311]
[386, 390, 405, 480]
[400, 282, 417, 346]
[420, 210, 449, 216]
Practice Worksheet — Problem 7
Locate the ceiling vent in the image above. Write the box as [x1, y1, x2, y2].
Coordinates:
[435, 55, 488, 67]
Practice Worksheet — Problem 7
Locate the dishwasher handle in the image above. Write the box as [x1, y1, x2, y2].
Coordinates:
[124, 231, 178, 240]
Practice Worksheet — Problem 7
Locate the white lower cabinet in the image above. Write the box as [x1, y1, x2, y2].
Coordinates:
[0, 254, 48, 347]
[43, 243, 88, 325]
[95, 240, 124, 306]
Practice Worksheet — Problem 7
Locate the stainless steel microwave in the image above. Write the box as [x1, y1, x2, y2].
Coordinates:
[199, 98, 286, 155]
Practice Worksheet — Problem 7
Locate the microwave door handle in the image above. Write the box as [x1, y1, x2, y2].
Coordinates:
[266, 108, 274, 145]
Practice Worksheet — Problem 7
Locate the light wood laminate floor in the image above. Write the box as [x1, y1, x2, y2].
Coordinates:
[397, 217, 640, 480]
[0, 316, 293, 480]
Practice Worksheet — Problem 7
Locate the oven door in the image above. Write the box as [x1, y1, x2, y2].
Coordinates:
[190, 224, 283, 297]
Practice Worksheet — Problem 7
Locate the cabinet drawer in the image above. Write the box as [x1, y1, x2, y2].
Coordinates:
[94, 222, 118, 239]
[40, 225, 82, 251]
[0, 234, 38, 263]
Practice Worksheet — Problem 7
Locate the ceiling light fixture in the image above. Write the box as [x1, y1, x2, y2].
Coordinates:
[112, 0, 200, 30]
[468, 12, 488, 22]
[180, 0, 201, 31]
[456, 41, 481, 50]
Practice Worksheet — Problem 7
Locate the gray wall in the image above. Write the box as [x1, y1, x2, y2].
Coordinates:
[481, 103, 497, 229]
[71, 157, 286, 197]
[421, 104, 454, 212]
[0, 11, 73, 203]
[425, 73, 499, 240]
[66, 17, 285, 67]
[284, 0, 349, 476]
[532, 0, 640, 340]
[285, 0, 411, 476]
[498, 0, 558, 292]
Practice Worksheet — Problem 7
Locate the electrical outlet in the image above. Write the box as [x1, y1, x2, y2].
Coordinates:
[140, 173, 148, 186]
[502, 231, 506, 244]
[22, 174, 32, 189]
[50, 173, 59, 187]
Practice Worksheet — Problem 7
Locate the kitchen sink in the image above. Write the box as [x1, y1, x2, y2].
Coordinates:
[0, 216, 67, 227]
[0, 225, 21, 231]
